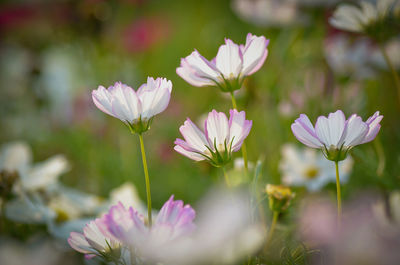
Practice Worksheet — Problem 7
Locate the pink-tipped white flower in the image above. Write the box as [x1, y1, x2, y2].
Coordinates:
[103, 196, 195, 260]
[291, 110, 383, 161]
[177, 33, 269, 92]
[68, 218, 121, 260]
[92, 77, 172, 133]
[174, 109, 252, 167]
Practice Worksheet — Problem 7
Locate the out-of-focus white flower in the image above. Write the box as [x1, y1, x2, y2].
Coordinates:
[0, 237, 74, 265]
[370, 38, 400, 69]
[232, 0, 303, 27]
[148, 190, 265, 265]
[280, 144, 353, 191]
[324, 34, 377, 79]
[0, 141, 69, 192]
[5, 196, 56, 224]
[330, 0, 398, 33]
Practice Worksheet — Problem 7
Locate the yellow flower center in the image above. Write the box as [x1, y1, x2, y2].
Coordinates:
[304, 166, 319, 179]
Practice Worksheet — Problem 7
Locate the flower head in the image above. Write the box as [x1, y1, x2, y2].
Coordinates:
[174, 109, 252, 167]
[177, 33, 269, 92]
[92, 77, 172, 134]
[330, 0, 399, 41]
[266, 184, 295, 212]
[280, 144, 353, 191]
[291, 110, 383, 161]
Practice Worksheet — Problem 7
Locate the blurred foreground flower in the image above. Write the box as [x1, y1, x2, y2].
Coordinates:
[280, 144, 353, 191]
[299, 195, 400, 265]
[291, 110, 382, 162]
[145, 189, 265, 265]
[69, 195, 195, 264]
[92, 77, 172, 134]
[177, 33, 268, 93]
[174, 109, 252, 168]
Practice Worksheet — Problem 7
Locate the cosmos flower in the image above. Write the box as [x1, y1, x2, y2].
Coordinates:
[68, 218, 121, 260]
[291, 110, 383, 161]
[330, 0, 398, 40]
[176, 33, 269, 92]
[92, 77, 172, 133]
[174, 109, 252, 167]
[280, 144, 353, 191]
[99, 195, 195, 263]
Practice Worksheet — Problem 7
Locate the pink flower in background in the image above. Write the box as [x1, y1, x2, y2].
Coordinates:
[177, 33, 269, 92]
[174, 109, 252, 167]
[291, 110, 383, 161]
[92, 77, 172, 133]
[123, 16, 171, 53]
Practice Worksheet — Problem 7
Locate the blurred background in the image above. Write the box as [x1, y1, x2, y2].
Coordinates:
[0, 0, 399, 263]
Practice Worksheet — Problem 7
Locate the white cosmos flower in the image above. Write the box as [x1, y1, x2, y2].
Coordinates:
[291, 110, 383, 161]
[177, 33, 268, 92]
[280, 144, 353, 191]
[92, 77, 172, 133]
[330, 0, 398, 33]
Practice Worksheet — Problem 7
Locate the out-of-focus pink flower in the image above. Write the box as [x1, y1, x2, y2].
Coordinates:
[291, 110, 383, 161]
[92, 77, 172, 133]
[122, 16, 170, 53]
[177, 33, 269, 92]
[174, 109, 252, 167]
[103, 195, 195, 252]
[299, 195, 400, 265]
[68, 218, 120, 259]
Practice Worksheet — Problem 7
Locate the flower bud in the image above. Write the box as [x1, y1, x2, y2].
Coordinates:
[266, 184, 295, 212]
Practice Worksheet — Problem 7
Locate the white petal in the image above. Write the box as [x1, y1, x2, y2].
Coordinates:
[183, 51, 220, 81]
[342, 115, 369, 147]
[92, 86, 115, 117]
[315, 110, 346, 147]
[0, 141, 32, 172]
[228, 109, 252, 152]
[174, 145, 205, 161]
[137, 77, 172, 120]
[291, 114, 323, 148]
[215, 39, 243, 78]
[177, 59, 216, 87]
[205, 110, 230, 151]
[179, 119, 209, 153]
[68, 232, 92, 254]
[241, 34, 269, 76]
[110, 82, 142, 123]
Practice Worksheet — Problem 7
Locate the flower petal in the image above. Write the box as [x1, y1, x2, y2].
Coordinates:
[177, 58, 216, 87]
[228, 109, 252, 152]
[174, 139, 206, 161]
[137, 77, 172, 120]
[291, 114, 322, 148]
[92, 86, 115, 117]
[178, 50, 220, 84]
[215, 39, 243, 78]
[315, 110, 346, 147]
[342, 114, 369, 147]
[205, 110, 229, 151]
[110, 82, 142, 123]
[241, 33, 269, 76]
[362, 111, 383, 143]
[179, 119, 209, 153]
[68, 232, 93, 255]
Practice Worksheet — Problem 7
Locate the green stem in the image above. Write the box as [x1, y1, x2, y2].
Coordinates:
[379, 43, 400, 106]
[230, 92, 249, 173]
[265, 211, 279, 248]
[222, 167, 231, 187]
[138, 134, 152, 227]
[374, 136, 385, 177]
[335, 161, 342, 227]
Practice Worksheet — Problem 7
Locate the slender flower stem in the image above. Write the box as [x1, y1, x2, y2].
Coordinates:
[379, 43, 400, 106]
[265, 211, 279, 248]
[138, 134, 152, 227]
[374, 136, 385, 177]
[222, 167, 231, 187]
[230, 92, 249, 173]
[335, 161, 342, 227]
